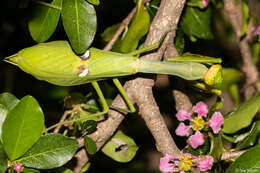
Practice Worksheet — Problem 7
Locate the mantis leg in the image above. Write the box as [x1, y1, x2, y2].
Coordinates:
[110, 78, 136, 113]
[127, 31, 169, 56]
[45, 81, 109, 132]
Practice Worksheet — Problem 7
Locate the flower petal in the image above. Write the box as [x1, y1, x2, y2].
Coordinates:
[159, 154, 176, 173]
[197, 156, 214, 171]
[193, 101, 208, 117]
[176, 109, 192, 121]
[188, 130, 204, 149]
[175, 123, 191, 137]
[208, 112, 224, 134]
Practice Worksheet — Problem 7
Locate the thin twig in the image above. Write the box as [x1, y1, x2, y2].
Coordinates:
[103, 7, 137, 51]
[53, 110, 72, 133]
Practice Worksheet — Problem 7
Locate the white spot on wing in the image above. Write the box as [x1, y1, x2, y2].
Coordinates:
[78, 69, 88, 77]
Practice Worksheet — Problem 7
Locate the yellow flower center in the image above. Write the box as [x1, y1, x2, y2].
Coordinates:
[179, 155, 193, 171]
[192, 116, 205, 130]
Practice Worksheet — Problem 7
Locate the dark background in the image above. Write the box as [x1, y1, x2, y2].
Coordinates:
[0, 1, 240, 172]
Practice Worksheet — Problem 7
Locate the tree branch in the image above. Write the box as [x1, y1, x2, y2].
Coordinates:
[74, 1, 188, 172]
[223, 0, 260, 98]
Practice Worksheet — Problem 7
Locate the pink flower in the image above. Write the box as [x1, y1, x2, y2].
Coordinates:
[14, 163, 23, 172]
[188, 130, 204, 149]
[175, 123, 191, 137]
[176, 109, 192, 121]
[208, 112, 224, 134]
[197, 156, 214, 171]
[159, 154, 177, 173]
[252, 24, 260, 36]
[202, 0, 209, 7]
[193, 101, 208, 117]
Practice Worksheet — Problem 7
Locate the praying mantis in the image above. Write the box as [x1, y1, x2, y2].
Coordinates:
[5, 38, 222, 130]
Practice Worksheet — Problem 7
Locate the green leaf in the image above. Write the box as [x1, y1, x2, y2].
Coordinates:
[101, 23, 121, 42]
[180, 6, 213, 40]
[17, 133, 78, 169]
[81, 120, 97, 134]
[23, 168, 40, 173]
[223, 92, 260, 134]
[0, 142, 8, 173]
[84, 136, 97, 154]
[102, 130, 138, 163]
[237, 121, 260, 149]
[241, 1, 249, 37]
[62, 0, 97, 54]
[119, 3, 150, 53]
[174, 30, 185, 54]
[2, 96, 45, 160]
[0, 92, 19, 110]
[28, 0, 62, 42]
[0, 105, 8, 139]
[0, 93, 19, 137]
[225, 145, 260, 173]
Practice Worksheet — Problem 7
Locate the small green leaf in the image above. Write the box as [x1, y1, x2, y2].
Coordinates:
[215, 68, 243, 90]
[237, 121, 260, 149]
[23, 168, 40, 173]
[87, 0, 100, 6]
[17, 134, 78, 169]
[174, 30, 185, 54]
[0, 105, 8, 138]
[28, 0, 62, 42]
[0, 92, 19, 110]
[2, 96, 45, 160]
[229, 84, 240, 105]
[119, 3, 150, 53]
[223, 92, 260, 134]
[84, 136, 97, 154]
[180, 6, 213, 40]
[210, 133, 224, 160]
[225, 145, 260, 173]
[210, 96, 223, 111]
[102, 130, 138, 163]
[0, 142, 8, 173]
[81, 120, 97, 134]
[62, 0, 97, 54]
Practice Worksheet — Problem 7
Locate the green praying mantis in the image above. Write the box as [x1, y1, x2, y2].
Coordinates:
[5, 37, 222, 131]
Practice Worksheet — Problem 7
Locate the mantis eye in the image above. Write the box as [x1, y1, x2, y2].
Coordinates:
[79, 50, 90, 60]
